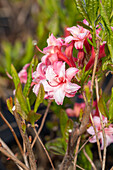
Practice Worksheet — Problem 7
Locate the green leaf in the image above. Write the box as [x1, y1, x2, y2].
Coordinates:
[99, 1, 113, 62]
[27, 110, 41, 126]
[2, 41, 12, 74]
[77, 145, 93, 170]
[46, 138, 65, 155]
[74, 0, 91, 24]
[87, 38, 94, 47]
[102, 60, 111, 71]
[86, 0, 99, 25]
[60, 109, 68, 138]
[26, 97, 31, 111]
[64, 119, 74, 142]
[98, 96, 109, 118]
[109, 88, 113, 120]
[80, 66, 91, 87]
[77, 21, 93, 32]
[107, 38, 113, 63]
[14, 97, 28, 120]
[21, 37, 33, 65]
[84, 85, 91, 103]
[103, 0, 112, 20]
[11, 64, 20, 90]
[100, 1, 112, 33]
[34, 83, 45, 113]
[32, 56, 38, 72]
[6, 97, 13, 114]
[22, 122, 26, 133]
[23, 63, 32, 97]
[16, 83, 29, 115]
[28, 86, 36, 106]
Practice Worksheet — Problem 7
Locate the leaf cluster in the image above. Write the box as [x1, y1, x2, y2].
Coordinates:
[6, 58, 44, 127]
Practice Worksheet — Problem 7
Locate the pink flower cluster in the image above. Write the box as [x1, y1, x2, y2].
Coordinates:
[32, 34, 81, 105]
[87, 116, 113, 150]
[17, 20, 106, 106]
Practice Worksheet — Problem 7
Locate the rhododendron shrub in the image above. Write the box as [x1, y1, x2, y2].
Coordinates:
[1, 1, 113, 170]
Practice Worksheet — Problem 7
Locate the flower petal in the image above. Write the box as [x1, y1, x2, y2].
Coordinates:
[65, 36, 75, 43]
[66, 67, 79, 81]
[65, 82, 81, 93]
[54, 85, 65, 105]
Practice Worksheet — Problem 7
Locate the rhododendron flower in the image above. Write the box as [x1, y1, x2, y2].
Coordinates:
[85, 42, 106, 71]
[65, 25, 90, 49]
[46, 33, 64, 47]
[38, 61, 81, 105]
[7, 64, 30, 84]
[32, 63, 47, 95]
[18, 64, 30, 84]
[41, 34, 64, 65]
[66, 102, 85, 117]
[87, 116, 113, 150]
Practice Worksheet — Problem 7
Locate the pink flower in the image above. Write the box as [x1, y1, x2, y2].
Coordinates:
[87, 116, 113, 150]
[7, 64, 30, 84]
[18, 64, 30, 84]
[41, 61, 80, 105]
[65, 25, 90, 49]
[41, 34, 64, 65]
[32, 63, 47, 95]
[85, 42, 106, 71]
[46, 33, 64, 47]
[66, 102, 85, 117]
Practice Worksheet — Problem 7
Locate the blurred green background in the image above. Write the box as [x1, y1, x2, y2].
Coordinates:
[0, 0, 82, 76]
[0, 0, 82, 100]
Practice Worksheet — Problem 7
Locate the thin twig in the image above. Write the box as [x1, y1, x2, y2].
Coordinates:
[75, 126, 106, 158]
[23, 143, 29, 168]
[31, 100, 51, 148]
[14, 111, 37, 170]
[0, 138, 23, 170]
[95, 77, 106, 170]
[76, 164, 85, 170]
[1, 111, 29, 167]
[67, 129, 72, 155]
[83, 148, 97, 170]
[0, 146, 29, 170]
[91, 39, 100, 92]
[33, 128, 55, 170]
[74, 136, 81, 170]
[0, 112, 23, 156]
[90, 113, 102, 165]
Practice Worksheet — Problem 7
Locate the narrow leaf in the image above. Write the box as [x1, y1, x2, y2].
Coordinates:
[32, 56, 38, 72]
[6, 97, 13, 114]
[60, 109, 68, 137]
[34, 83, 45, 113]
[23, 63, 32, 97]
[74, 0, 91, 24]
[86, 0, 99, 24]
[11, 64, 20, 90]
[104, 0, 112, 20]
[100, 1, 112, 33]
[77, 21, 93, 32]
[98, 96, 109, 118]
[16, 83, 29, 115]
[46, 138, 65, 155]
[109, 88, 113, 120]
[14, 97, 28, 120]
[87, 38, 94, 47]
